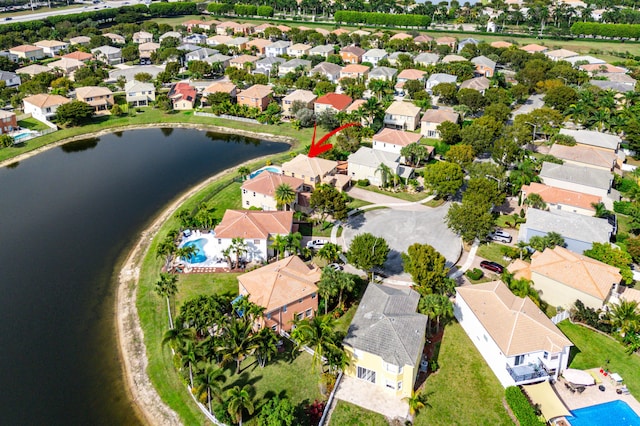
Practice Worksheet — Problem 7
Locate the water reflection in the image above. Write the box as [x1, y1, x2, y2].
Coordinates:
[60, 138, 100, 153]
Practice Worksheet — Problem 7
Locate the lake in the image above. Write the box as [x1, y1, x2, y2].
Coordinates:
[0, 128, 288, 425]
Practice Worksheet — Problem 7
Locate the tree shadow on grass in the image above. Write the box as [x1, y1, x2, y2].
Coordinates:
[225, 371, 263, 390]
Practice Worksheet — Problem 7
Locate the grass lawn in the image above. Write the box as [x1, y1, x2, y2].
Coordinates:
[476, 242, 510, 267]
[557, 320, 640, 398]
[423, 198, 445, 208]
[174, 272, 239, 307]
[0, 108, 313, 163]
[346, 198, 372, 211]
[18, 117, 49, 131]
[415, 322, 512, 426]
[357, 185, 428, 202]
[329, 401, 388, 426]
[618, 214, 633, 235]
[495, 214, 522, 230]
[334, 304, 358, 335]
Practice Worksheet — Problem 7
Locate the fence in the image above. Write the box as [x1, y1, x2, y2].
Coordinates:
[194, 111, 262, 125]
[551, 310, 570, 324]
[14, 127, 56, 144]
[318, 371, 344, 426]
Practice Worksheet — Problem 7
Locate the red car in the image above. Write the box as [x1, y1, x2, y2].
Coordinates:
[480, 260, 504, 274]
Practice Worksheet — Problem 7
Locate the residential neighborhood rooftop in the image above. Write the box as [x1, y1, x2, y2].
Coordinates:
[520, 208, 614, 245]
[539, 161, 612, 190]
[214, 210, 293, 239]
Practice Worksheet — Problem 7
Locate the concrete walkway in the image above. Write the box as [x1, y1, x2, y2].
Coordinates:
[449, 240, 479, 279]
[334, 375, 410, 421]
[345, 186, 435, 211]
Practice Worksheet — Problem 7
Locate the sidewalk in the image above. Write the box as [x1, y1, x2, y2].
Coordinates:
[345, 186, 434, 212]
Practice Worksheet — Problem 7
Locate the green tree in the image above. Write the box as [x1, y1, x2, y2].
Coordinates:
[437, 121, 461, 145]
[456, 88, 485, 113]
[290, 315, 343, 370]
[584, 242, 633, 283]
[322, 267, 355, 309]
[401, 243, 449, 295]
[55, 100, 94, 126]
[238, 166, 251, 181]
[346, 233, 390, 278]
[524, 193, 547, 210]
[154, 272, 179, 329]
[253, 327, 279, 368]
[626, 236, 640, 263]
[309, 184, 347, 222]
[134, 72, 152, 83]
[274, 183, 296, 211]
[194, 364, 226, 413]
[317, 242, 342, 264]
[544, 85, 578, 112]
[432, 82, 458, 105]
[317, 272, 339, 315]
[400, 143, 429, 167]
[446, 144, 474, 168]
[258, 396, 295, 426]
[227, 384, 255, 426]
[0, 134, 13, 148]
[404, 390, 429, 417]
[528, 232, 566, 252]
[446, 200, 494, 243]
[230, 237, 247, 268]
[608, 300, 640, 338]
[218, 316, 258, 374]
[422, 161, 464, 199]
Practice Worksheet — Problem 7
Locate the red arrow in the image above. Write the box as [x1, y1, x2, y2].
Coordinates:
[308, 122, 361, 158]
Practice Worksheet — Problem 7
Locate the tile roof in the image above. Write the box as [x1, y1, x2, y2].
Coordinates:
[282, 89, 316, 104]
[282, 154, 337, 179]
[315, 93, 352, 111]
[520, 208, 613, 244]
[203, 81, 237, 95]
[539, 161, 612, 190]
[384, 101, 421, 118]
[369, 66, 397, 79]
[456, 281, 573, 356]
[238, 255, 321, 313]
[10, 44, 41, 53]
[373, 127, 421, 146]
[247, 38, 272, 48]
[15, 64, 49, 76]
[76, 86, 112, 100]
[62, 51, 93, 61]
[332, 29, 350, 36]
[69, 36, 91, 44]
[472, 55, 497, 69]
[510, 246, 621, 301]
[546, 48, 578, 59]
[348, 146, 404, 173]
[346, 99, 366, 112]
[414, 35, 434, 43]
[421, 108, 459, 124]
[521, 43, 548, 53]
[310, 61, 342, 75]
[168, 82, 196, 102]
[460, 76, 490, 91]
[241, 171, 304, 197]
[288, 43, 311, 51]
[390, 32, 413, 40]
[34, 40, 67, 48]
[341, 64, 369, 74]
[214, 210, 293, 239]
[414, 52, 439, 65]
[230, 54, 259, 64]
[580, 63, 626, 73]
[48, 57, 83, 71]
[427, 73, 457, 85]
[397, 69, 426, 80]
[521, 182, 600, 211]
[436, 36, 456, 44]
[23, 93, 71, 108]
[558, 129, 621, 151]
[364, 48, 387, 58]
[344, 284, 427, 367]
[442, 54, 468, 63]
[490, 41, 513, 48]
[340, 45, 365, 56]
[548, 144, 616, 169]
[239, 84, 272, 99]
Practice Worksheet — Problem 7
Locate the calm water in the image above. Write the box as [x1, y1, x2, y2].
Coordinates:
[0, 128, 288, 425]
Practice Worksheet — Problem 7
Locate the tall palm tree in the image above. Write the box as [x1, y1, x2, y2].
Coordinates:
[291, 315, 342, 370]
[194, 364, 226, 414]
[175, 244, 198, 263]
[608, 300, 640, 337]
[375, 162, 393, 188]
[433, 294, 454, 333]
[162, 325, 195, 352]
[227, 385, 255, 426]
[322, 267, 355, 309]
[269, 234, 287, 260]
[218, 316, 258, 374]
[275, 183, 296, 211]
[591, 202, 610, 218]
[318, 272, 339, 315]
[317, 242, 342, 264]
[156, 238, 176, 268]
[254, 327, 279, 368]
[284, 232, 303, 257]
[419, 294, 438, 336]
[230, 237, 247, 269]
[154, 273, 179, 329]
[180, 339, 200, 388]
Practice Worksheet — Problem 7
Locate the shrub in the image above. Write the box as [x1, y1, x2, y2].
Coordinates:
[550, 134, 576, 146]
[465, 268, 484, 280]
[614, 201, 635, 215]
[357, 179, 370, 187]
[505, 386, 545, 426]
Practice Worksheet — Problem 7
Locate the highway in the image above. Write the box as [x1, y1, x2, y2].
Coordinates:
[0, 0, 148, 23]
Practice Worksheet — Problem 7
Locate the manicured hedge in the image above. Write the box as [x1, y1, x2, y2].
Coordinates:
[149, 2, 198, 17]
[505, 386, 545, 426]
[334, 11, 430, 28]
[207, 3, 233, 14]
[465, 268, 483, 280]
[257, 6, 274, 17]
[571, 22, 640, 39]
[234, 4, 257, 16]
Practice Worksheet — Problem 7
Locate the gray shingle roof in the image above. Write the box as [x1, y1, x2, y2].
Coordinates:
[309, 44, 334, 55]
[427, 73, 457, 85]
[521, 208, 613, 245]
[364, 48, 387, 59]
[310, 61, 342, 75]
[368, 66, 397, 79]
[539, 161, 612, 190]
[558, 129, 621, 151]
[471, 55, 496, 69]
[590, 80, 635, 93]
[343, 284, 427, 367]
[414, 52, 439, 65]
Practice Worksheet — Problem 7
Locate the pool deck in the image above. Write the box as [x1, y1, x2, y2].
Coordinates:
[552, 368, 640, 420]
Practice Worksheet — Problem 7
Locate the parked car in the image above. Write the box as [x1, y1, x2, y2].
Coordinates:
[306, 239, 327, 249]
[480, 260, 504, 274]
[488, 229, 512, 243]
[327, 263, 343, 271]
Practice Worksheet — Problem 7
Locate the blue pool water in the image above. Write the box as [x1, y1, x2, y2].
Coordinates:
[566, 400, 640, 426]
[12, 131, 33, 142]
[249, 166, 281, 179]
[182, 238, 207, 263]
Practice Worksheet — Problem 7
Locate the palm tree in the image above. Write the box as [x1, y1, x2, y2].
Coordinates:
[175, 244, 198, 263]
[317, 242, 342, 264]
[269, 234, 287, 260]
[227, 384, 255, 426]
[222, 247, 233, 269]
[156, 238, 177, 268]
[608, 300, 640, 337]
[162, 325, 195, 352]
[419, 294, 438, 335]
[433, 294, 454, 333]
[230, 237, 247, 269]
[194, 364, 226, 414]
[179, 339, 200, 388]
[375, 162, 393, 188]
[317, 272, 339, 315]
[275, 183, 296, 211]
[591, 202, 610, 218]
[361, 97, 383, 125]
[322, 267, 355, 309]
[524, 193, 547, 211]
[284, 232, 302, 257]
[218, 316, 258, 374]
[516, 241, 530, 260]
[403, 390, 430, 417]
[254, 327, 279, 368]
[154, 273, 179, 329]
[291, 315, 342, 370]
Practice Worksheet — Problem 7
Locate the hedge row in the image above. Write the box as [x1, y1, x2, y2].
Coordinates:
[571, 22, 640, 39]
[148, 2, 198, 17]
[505, 386, 545, 426]
[207, 3, 273, 17]
[334, 11, 430, 28]
[207, 3, 233, 14]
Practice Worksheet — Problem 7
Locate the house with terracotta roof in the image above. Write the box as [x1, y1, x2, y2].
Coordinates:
[9, 45, 44, 61]
[287, 43, 311, 58]
[75, 86, 114, 113]
[241, 171, 305, 211]
[47, 58, 84, 75]
[545, 48, 578, 61]
[103, 33, 126, 45]
[491, 41, 513, 48]
[0, 110, 17, 135]
[238, 255, 321, 333]
[396, 69, 426, 84]
[247, 38, 272, 56]
[213, 210, 294, 263]
[23, 93, 71, 122]
[68, 36, 91, 46]
[237, 84, 273, 111]
[390, 32, 412, 41]
[282, 89, 316, 117]
[420, 109, 459, 139]
[460, 76, 491, 94]
[314, 93, 352, 114]
[455, 280, 573, 387]
[372, 128, 422, 155]
[520, 44, 548, 54]
[216, 21, 242, 36]
[206, 35, 233, 47]
[342, 283, 427, 399]
[168, 82, 197, 110]
[520, 182, 600, 217]
[282, 154, 339, 189]
[62, 51, 93, 62]
[202, 81, 237, 101]
[132, 31, 153, 44]
[34, 40, 68, 57]
[435, 36, 456, 50]
[548, 144, 616, 171]
[383, 101, 421, 132]
[340, 64, 369, 80]
[508, 246, 622, 310]
[332, 28, 350, 36]
[340, 45, 365, 64]
[228, 54, 259, 69]
[414, 34, 434, 44]
[441, 54, 468, 64]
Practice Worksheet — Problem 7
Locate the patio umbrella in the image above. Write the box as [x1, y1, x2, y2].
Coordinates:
[562, 369, 595, 386]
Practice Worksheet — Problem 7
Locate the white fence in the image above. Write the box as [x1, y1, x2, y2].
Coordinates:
[551, 310, 570, 324]
[14, 127, 56, 144]
[194, 111, 262, 125]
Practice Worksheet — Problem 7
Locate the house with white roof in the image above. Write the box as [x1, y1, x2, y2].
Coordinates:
[309, 62, 342, 83]
[508, 246, 622, 310]
[91, 46, 122, 65]
[455, 280, 573, 388]
[254, 56, 285, 76]
[348, 147, 413, 186]
[68, 36, 91, 46]
[383, 101, 421, 132]
[545, 48, 578, 61]
[159, 31, 182, 43]
[558, 129, 621, 153]
[426, 73, 457, 92]
[372, 128, 422, 155]
[457, 37, 480, 53]
[287, 43, 311, 58]
[279, 59, 312, 76]
[518, 208, 614, 254]
[186, 48, 219, 62]
[363, 49, 387, 67]
[368, 66, 397, 82]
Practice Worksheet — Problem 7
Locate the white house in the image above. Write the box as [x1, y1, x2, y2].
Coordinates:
[455, 281, 573, 388]
[426, 73, 457, 92]
[124, 80, 156, 107]
[383, 101, 421, 132]
[212, 210, 293, 262]
[348, 147, 413, 186]
[0, 71, 21, 88]
[420, 109, 459, 139]
[241, 171, 305, 211]
[132, 31, 154, 44]
[265, 41, 290, 58]
[23, 93, 71, 122]
[34, 40, 69, 57]
[538, 162, 617, 209]
[362, 48, 387, 67]
[309, 62, 342, 83]
[372, 128, 422, 155]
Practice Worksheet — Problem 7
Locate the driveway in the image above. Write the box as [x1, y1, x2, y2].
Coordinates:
[341, 206, 462, 277]
[511, 94, 544, 119]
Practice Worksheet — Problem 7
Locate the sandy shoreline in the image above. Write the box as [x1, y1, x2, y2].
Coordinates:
[3, 123, 295, 425]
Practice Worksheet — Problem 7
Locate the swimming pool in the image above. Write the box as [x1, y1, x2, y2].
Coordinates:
[181, 238, 207, 263]
[249, 166, 282, 179]
[11, 130, 33, 142]
[566, 400, 640, 426]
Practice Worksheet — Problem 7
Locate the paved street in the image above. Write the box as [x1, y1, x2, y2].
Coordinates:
[511, 93, 545, 120]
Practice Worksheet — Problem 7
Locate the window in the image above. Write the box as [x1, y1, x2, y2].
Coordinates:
[357, 366, 376, 383]
[514, 355, 525, 366]
[551, 354, 559, 360]
[298, 298, 302, 304]
[271, 325, 277, 331]
[245, 201, 249, 206]
[254, 239, 259, 244]
[311, 293, 316, 299]
[305, 308, 312, 317]
[297, 312, 304, 320]
[283, 305, 287, 313]
[217, 239, 221, 244]
[385, 380, 395, 390]
[397, 381, 402, 390]
[266, 313, 271, 320]
[543, 351, 549, 359]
